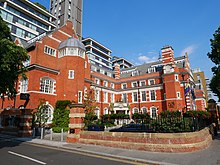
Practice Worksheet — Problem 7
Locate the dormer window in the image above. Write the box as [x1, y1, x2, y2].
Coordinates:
[148, 67, 156, 73]
[132, 70, 139, 76]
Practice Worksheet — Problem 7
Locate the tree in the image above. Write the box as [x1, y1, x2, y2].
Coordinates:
[208, 26, 220, 101]
[0, 16, 29, 106]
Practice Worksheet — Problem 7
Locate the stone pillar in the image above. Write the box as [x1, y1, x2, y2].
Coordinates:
[67, 104, 85, 143]
[18, 109, 33, 137]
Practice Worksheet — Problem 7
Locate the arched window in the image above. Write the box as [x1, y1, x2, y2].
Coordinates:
[38, 103, 54, 124]
[104, 108, 108, 115]
[133, 108, 139, 114]
[94, 108, 100, 119]
[150, 107, 157, 118]
[20, 78, 28, 93]
[142, 107, 147, 114]
[40, 77, 55, 94]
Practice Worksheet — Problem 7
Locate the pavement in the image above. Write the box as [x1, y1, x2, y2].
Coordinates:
[1, 132, 220, 165]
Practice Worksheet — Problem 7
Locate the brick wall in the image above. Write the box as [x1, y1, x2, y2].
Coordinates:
[78, 128, 212, 152]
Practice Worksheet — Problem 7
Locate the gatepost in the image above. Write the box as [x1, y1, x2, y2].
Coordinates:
[67, 104, 85, 143]
[18, 109, 33, 137]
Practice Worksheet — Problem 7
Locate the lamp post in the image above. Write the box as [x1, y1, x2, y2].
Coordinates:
[137, 81, 141, 113]
[181, 74, 187, 113]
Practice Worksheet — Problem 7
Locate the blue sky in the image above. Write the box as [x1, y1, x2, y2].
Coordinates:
[33, 0, 220, 79]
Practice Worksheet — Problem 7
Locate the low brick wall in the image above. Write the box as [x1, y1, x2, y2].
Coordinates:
[79, 128, 212, 152]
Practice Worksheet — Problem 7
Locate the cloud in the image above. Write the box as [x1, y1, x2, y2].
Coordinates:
[180, 45, 197, 56]
[138, 55, 157, 63]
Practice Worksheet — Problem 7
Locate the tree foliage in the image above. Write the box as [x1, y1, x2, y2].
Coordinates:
[0, 16, 29, 101]
[52, 100, 71, 133]
[34, 100, 49, 128]
[208, 26, 220, 100]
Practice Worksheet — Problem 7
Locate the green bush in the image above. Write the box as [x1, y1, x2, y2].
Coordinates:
[52, 127, 69, 133]
[160, 110, 181, 118]
[184, 110, 211, 119]
[52, 100, 71, 132]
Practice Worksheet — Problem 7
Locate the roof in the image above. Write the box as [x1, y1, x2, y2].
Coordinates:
[58, 37, 85, 50]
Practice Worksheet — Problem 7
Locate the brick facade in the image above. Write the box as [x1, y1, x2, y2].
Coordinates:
[0, 21, 206, 121]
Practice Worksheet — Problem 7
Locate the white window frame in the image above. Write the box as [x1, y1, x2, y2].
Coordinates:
[40, 77, 55, 94]
[132, 81, 138, 87]
[132, 92, 138, 103]
[150, 107, 157, 118]
[150, 90, 156, 101]
[78, 91, 83, 103]
[95, 90, 100, 102]
[121, 83, 127, 89]
[20, 78, 28, 93]
[177, 92, 181, 99]
[103, 81, 108, 87]
[141, 91, 146, 102]
[110, 83, 114, 89]
[111, 93, 115, 103]
[133, 108, 139, 114]
[104, 92, 108, 103]
[95, 78, 100, 85]
[175, 74, 179, 81]
[142, 107, 147, 114]
[104, 108, 108, 115]
[148, 79, 155, 85]
[68, 70, 75, 79]
[140, 80, 146, 86]
[44, 45, 56, 57]
[122, 93, 127, 103]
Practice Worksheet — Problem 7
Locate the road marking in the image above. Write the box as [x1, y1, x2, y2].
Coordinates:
[26, 143, 149, 165]
[8, 151, 46, 165]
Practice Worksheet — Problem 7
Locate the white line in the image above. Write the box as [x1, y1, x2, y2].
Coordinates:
[8, 151, 46, 165]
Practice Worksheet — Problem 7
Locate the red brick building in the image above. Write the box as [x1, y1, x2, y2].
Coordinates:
[0, 22, 206, 122]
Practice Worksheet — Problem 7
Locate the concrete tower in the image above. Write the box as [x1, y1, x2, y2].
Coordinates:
[50, 0, 83, 40]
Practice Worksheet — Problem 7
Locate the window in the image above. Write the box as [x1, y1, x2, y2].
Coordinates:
[150, 90, 156, 101]
[141, 91, 146, 101]
[40, 77, 55, 94]
[148, 79, 155, 85]
[104, 108, 108, 115]
[78, 91, 82, 103]
[44, 46, 56, 57]
[122, 93, 127, 103]
[148, 67, 156, 73]
[151, 107, 157, 118]
[20, 78, 28, 93]
[177, 92, 180, 99]
[68, 70, 74, 79]
[104, 92, 108, 103]
[103, 81, 108, 87]
[132, 81, 138, 87]
[133, 108, 138, 114]
[140, 81, 146, 86]
[95, 108, 100, 119]
[84, 61, 87, 68]
[110, 83, 114, 89]
[40, 104, 54, 123]
[132, 70, 139, 76]
[16, 28, 25, 38]
[175, 74, 179, 81]
[132, 92, 138, 102]
[111, 93, 114, 103]
[95, 90, 100, 102]
[121, 83, 127, 89]
[142, 107, 147, 114]
[23, 55, 30, 67]
[95, 78, 100, 85]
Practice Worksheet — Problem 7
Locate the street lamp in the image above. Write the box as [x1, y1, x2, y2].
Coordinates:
[137, 81, 141, 113]
[181, 74, 187, 113]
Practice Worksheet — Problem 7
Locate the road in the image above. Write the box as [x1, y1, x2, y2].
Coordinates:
[0, 136, 141, 165]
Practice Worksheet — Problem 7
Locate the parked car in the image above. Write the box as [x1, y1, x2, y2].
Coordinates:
[88, 125, 105, 131]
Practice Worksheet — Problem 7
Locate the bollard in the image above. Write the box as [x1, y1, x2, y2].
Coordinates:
[50, 128, 53, 141]
[32, 128, 35, 138]
[40, 127, 44, 139]
[61, 128, 63, 142]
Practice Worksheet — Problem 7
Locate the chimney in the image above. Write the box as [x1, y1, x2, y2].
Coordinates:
[114, 63, 120, 79]
[161, 45, 175, 65]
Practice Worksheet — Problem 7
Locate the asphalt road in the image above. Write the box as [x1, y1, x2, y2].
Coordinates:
[0, 136, 139, 165]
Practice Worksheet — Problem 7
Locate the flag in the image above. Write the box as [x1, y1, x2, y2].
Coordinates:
[184, 83, 190, 96]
